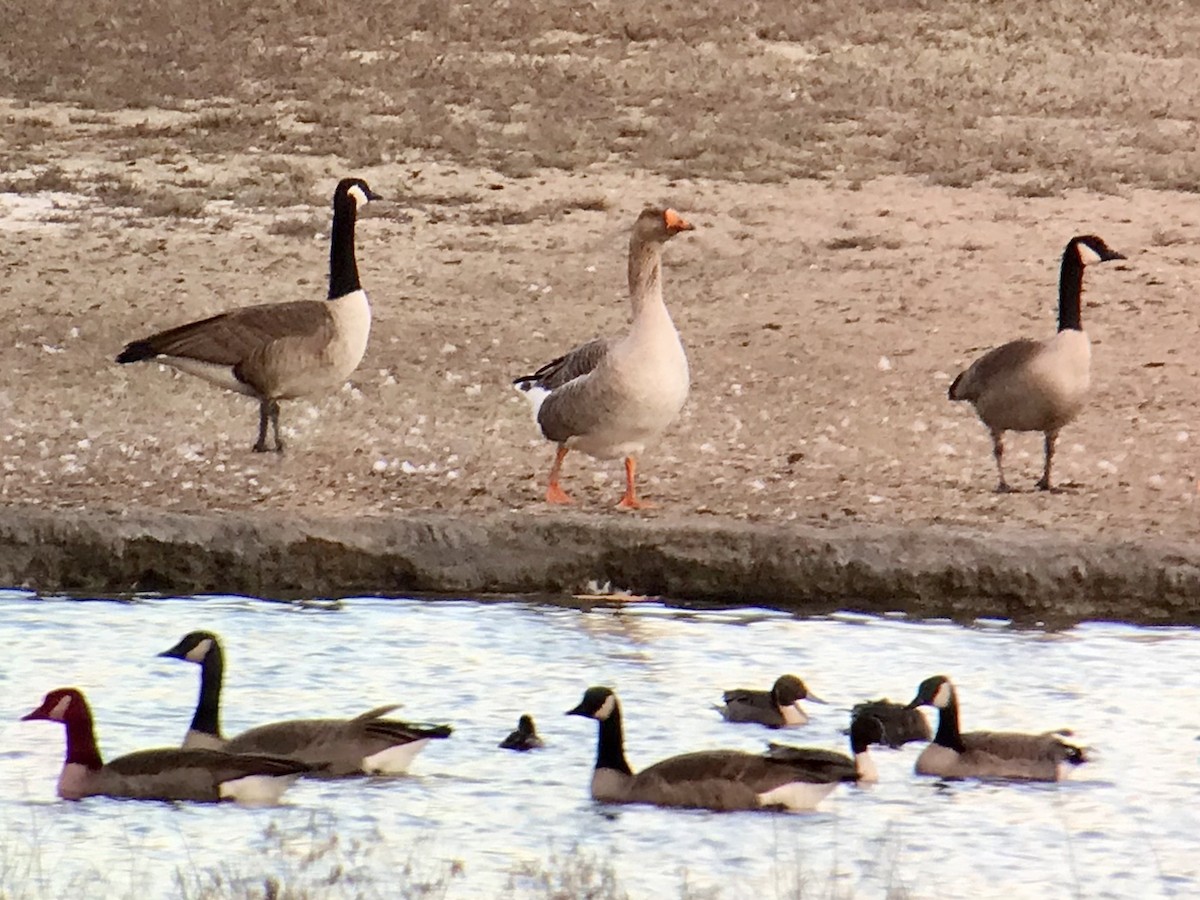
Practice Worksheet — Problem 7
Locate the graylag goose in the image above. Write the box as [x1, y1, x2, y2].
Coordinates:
[21, 688, 311, 803]
[948, 234, 1124, 492]
[499, 714, 544, 751]
[716, 674, 827, 728]
[906, 675, 1087, 781]
[116, 177, 381, 452]
[849, 698, 932, 748]
[513, 207, 694, 509]
[566, 686, 878, 812]
[159, 631, 451, 777]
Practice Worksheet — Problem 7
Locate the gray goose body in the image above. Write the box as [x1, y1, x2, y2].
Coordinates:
[116, 177, 380, 452]
[160, 631, 451, 777]
[22, 688, 309, 804]
[513, 207, 694, 509]
[906, 675, 1087, 781]
[948, 234, 1124, 492]
[567, 686, 878, 812]
[717, 674, 825, 727]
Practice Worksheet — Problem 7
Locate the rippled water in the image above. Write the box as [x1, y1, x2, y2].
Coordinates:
[1, 590, 1197, 899]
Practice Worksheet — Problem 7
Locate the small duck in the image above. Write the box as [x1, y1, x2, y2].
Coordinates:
[849, 698, 932, 747]
[499, 714, 545, 751]
[716, 674, 825, 727]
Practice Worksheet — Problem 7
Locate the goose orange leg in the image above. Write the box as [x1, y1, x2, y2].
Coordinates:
[545, 445, 572, 504]
[617, 457, 654, 510]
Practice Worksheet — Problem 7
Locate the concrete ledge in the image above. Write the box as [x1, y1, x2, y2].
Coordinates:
[1, 509, 1197, 624]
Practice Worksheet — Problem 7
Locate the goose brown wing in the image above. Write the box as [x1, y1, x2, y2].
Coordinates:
[949, 339, 1044, 401]
[106, 748, 310, 780]
[851, 699, 932, 747]
[961, 730, 1086, 764]
[514, 338, 610, 391]
[126, 301, 334, 365]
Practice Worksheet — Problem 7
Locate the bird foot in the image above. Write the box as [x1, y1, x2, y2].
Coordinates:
[545, 484, 573, 505]
[994, 481, 1014, 494]
[617, 494, 655, 510]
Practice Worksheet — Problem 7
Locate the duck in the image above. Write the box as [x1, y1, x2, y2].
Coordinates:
[948, 234, 1124, 492]
[716, 674, 826, 728]
[499, 714, 544, 751]
[21, 688, 311, 804]
[566, 686, 879, 812]
[513, 207, 694, 509]
[116, 177, 381, 452]
[158, 630, 451, 777]
[905, 675, 1087, 781]
[849, 698, 932, 747]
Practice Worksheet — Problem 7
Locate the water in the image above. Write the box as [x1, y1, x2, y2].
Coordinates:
[1, 591, 1197, 899]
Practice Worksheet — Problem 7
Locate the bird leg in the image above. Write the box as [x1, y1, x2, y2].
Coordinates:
[990, 430, 1012, 493]
[617, 456, 654, 509]
[253, 399, 271, 452]
[268, 400, 284, 452]
[545, 445, 572, 504]
[1036, 431, 1057, 492]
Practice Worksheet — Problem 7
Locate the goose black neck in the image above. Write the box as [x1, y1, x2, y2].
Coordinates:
[328, 192, 362, 300]
[933, 696, 966, 753]
[596, 705, 633, 775]
[627, 240, 663, 316]
[191, 645, 224, 739]
[64, 705, 104, 770]
[1058, 240, 1084, 332]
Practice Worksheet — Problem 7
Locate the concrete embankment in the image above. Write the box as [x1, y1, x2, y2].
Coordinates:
[1, 509, 1197, 624]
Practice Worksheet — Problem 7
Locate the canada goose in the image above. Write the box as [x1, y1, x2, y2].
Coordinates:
[513, 207, 694, 509]
[566, 686, 878, 812]
[21, 687, 311, 803]
[716, 674, 827, 727]
[499, 714, 545, 751]
[948, 234, 1125, 492]
[116, 177, 381, 452]
[159, 630, 451, 776]
[849, 698, 932, 747]
[905, 675, 1087, 781]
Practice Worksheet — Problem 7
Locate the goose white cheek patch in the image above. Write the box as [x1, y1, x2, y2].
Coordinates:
[594, 694, 617, 721]
[931, 682, 952, 708]
[49, 695, 72, 719]
[347, 184, 370, 207]
[186, 638, 213, 663]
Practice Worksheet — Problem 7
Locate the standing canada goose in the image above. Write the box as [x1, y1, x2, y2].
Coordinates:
[159, 631, 451, 777]
[21, 688, 311, 803]
[566, 686, 878, 812]
[948, 234, 1124, 492]
[513, 207, 694, 509]
[849, 698, 932, 747]
[905, 675, 1087, 781]
[499, 714, 545, 751]
[716, 674, 827, 727]
[116, 177, 381, 452]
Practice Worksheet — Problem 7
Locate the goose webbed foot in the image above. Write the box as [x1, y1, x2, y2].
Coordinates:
[253, 399, 285, 453]
[994, 480, 1014, 494]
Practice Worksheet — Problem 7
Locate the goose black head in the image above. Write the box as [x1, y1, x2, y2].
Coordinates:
[336, 177, 383, 209]
[22, 687, 87, 723]
[158, 631, 220, 665]
[1070, 234, 1125, 264]
[906, 675, 955, 710]
[566, 686, 619, 721]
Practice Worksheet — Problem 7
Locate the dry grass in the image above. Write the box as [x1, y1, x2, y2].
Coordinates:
[2, 1, 1200, 197]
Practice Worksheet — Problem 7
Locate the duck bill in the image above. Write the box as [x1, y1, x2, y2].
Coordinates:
[804, 691, 829, 706]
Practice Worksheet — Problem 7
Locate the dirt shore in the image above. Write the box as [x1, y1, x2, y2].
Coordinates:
[2, 3, 1199, 617]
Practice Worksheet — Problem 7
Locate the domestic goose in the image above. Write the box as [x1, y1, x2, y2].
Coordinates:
[159, 630, 451, 776]
[499, 714, 544, 751]
[116, 177, 381, 452]
[513, 207, 694, 509]
[948, 234, 1125, 492]
[21, 688, 311, 803]
[716, 674, 826, 727]
[566, 686, 879, 812]
[906, 675, 1087, 781]
[849, 698, 932, 747]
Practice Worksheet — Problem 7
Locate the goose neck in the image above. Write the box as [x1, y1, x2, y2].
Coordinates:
[64, 705, 103, 771]
[1058, 240, 1084, 332]
[328, 193, 362, 300]
[627, 239, 665, 319]
[932, 695, 967, 753]
[595, 704, 633, 775]
[191, 645, 224, 739]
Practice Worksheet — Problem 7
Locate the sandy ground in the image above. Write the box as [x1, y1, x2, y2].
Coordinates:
[2, 144, 1198, 545]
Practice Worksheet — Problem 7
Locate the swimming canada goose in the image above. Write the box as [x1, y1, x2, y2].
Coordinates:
[849, 698, 932, 747]
[159, 631, 451, 776]
[948, 234, 1125, 492]
[905, 675, 1087, 781]
[499, 714, 545, 751]
[513, 207, 694, 509]
[21, 687, 311, 803]
[116, 177, 381, 452]
[716, 674, 827, 727]
[566, 686, 878, 812]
